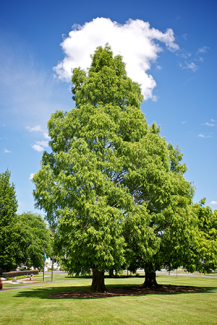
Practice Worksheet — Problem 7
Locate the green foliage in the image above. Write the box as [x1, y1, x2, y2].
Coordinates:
[186, 200, 217, 273]
[16, 212, 53, 269]
[33, 45, 196, 276]
[0, 169, 22, 272]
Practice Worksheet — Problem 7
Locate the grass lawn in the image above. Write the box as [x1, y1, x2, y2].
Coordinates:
[0, 275, 216, 325]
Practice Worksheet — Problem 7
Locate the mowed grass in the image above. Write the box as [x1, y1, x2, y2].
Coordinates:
[0, 275, 217, 325]
[3, 272, 75, 287]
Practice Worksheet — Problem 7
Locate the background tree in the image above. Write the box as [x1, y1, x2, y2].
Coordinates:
[16, 212, 53, 270]
[33, 45, 196, 291]
[0, 169, 23, 273]
[184, 199, 217, 273]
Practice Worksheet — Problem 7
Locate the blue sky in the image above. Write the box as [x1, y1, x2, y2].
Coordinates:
[0, 0, 216, 215]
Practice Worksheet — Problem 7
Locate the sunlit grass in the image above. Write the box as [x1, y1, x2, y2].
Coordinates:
[0, 275, 217, 324]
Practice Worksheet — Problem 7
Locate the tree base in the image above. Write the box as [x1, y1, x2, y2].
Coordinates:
[140, 270, 160, 288]
[90, 269, 107, 292]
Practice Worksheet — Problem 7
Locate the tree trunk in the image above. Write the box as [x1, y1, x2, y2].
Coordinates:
[90, 269, 107, 292]
[109, 269, 114, 277]
[140, 263, 159, 288]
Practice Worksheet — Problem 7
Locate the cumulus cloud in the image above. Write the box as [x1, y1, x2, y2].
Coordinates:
[211, 119, 216, 122]
[32, 140, 48, 152]
[26, 125, 51, 139]
[54, 18, 179, 100]
[43, 132, 51, 139]
[198, 134, 211, 138]
[29, 173, 35, 181]
[4, 148, 12, 153]
[182, 121, 187, 124]
[210, 201, 217, 205]
[35, 140, 48, 147]
[182, 34, 188, 40]
[26, 125, 51, 151]
[32, 144, 44, 152]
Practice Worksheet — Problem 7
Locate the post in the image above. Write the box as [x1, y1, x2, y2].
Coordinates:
[43, 246, 45, 282]
[0, 277, 3, 290]
[51, 255, 54, 282]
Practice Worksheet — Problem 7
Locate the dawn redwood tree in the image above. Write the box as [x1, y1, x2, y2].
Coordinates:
[33, 45, 195, 291]
[124, 141, 196, 287]
[0, 170, 23, 273]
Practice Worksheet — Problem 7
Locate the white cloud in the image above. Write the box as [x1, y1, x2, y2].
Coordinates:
[26, 126, 51, 140]
[203, 122, 215, 126]
[195, 56, 204, 62]
[32, 140, 48, 152]
[211, 119, 216, 122]
[54, 18, 179, 100]
[4, 148, 12, 153]
[27, 124, 50, 151]
[182, 61, 198, 72]
[26, 125, 43, 132]
[197, 46, 209, 54]
[178, 51, 191, 59]
[43, 132, 51, 139]
[32, 144, 44, 152]
[2, 124, 6, 127]
[182, 121, 187, 124]
[156, 65, 162, 70]
[198, 134, 211, 138]
[210, 201, 217, 205]
[29, 173, 35, 181]
[182, 34, 187, 40]
[35, 140, 48, 147]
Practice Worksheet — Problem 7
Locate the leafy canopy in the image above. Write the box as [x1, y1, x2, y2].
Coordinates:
[16, 212, 52, 269]
[0, 169, 21, 272]
[187, 199, 217, 273]
[33, 45, 195, 275]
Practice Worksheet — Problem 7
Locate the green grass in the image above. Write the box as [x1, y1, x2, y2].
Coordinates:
[0, 275, 217, 324]
[5, 274, 42, 281]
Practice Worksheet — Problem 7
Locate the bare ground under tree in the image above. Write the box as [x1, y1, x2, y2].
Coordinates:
[50, 285, 204, 299]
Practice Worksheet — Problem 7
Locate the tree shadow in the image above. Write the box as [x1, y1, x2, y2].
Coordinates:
[14, 284, 217, 300]
[14, 285, 90, 299]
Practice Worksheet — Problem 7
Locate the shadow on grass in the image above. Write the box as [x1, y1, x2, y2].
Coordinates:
[14, 285, 90, 299]
[14, 284, 217, 300]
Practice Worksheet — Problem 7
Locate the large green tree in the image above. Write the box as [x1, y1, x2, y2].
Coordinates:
[16, 212, 53, 270]
[185, 199, 217, 273]
[0, 170, 23, 273]
[124, 141, 196, 287]
[33, 45, 195, 291]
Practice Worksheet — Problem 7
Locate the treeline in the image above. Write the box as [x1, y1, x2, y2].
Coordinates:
[0, 170, 52, 273]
